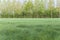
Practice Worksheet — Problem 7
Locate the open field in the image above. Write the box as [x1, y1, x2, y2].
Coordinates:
[0, 18, 60, 40]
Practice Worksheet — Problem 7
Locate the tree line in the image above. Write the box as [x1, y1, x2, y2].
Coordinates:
[0, 0, 60, 18]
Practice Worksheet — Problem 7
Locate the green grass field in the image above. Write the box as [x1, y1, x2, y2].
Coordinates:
[0, 18, 60, 40]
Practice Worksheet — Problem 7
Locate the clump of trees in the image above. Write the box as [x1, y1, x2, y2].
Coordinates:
[0, 0, 60, 18]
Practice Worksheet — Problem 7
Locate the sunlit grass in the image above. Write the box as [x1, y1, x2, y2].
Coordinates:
[0, 18, 60, 40]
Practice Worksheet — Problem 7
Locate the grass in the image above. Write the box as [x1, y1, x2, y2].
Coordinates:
[0, 18, 60, 40]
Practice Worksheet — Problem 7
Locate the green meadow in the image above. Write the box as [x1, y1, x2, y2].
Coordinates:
[0, 18, 60, 40]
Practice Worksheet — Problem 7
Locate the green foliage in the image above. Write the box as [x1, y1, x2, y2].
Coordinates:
[0, 0, 60, 18]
